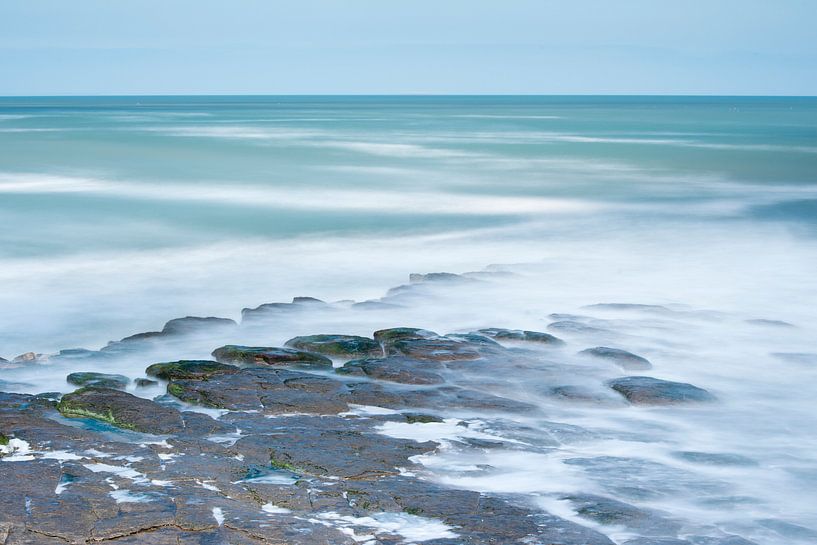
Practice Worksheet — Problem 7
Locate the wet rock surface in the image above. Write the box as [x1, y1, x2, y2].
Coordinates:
[0, 306, 765, 545]
[609, 376, 716, 405]
[580, 346, 653, 370]
[58, 387, 186, 434]
[66, 372, 130, 389]
[212, 344, 333, 368]
[285, 334, 382, 358]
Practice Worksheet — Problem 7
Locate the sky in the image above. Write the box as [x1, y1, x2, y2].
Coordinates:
[0, 0, 815, 95]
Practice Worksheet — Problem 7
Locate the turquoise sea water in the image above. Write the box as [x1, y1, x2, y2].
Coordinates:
[1, 96, 816, 353]
[2, 96, 817, 544]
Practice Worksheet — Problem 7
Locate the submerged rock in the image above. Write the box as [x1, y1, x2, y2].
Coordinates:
[337, 356, 445, 385]
[134, 378, 158, 388]
[66, 372, 130, 390]
[479, 327, 565, 346]
[579, 347, 652, 370]
[241, 297, 329, 321]
[609, 376, 715, 405]
[563, 493, 681, 535]
[672, 451, 757, 466]
[745, 318, 795, 328]
[284, 334, 382, 358]
[57, 386, 184, 433]
[548, 320, 610, 335]
[101, 315, 237, 352]
[145, 360, 240, 380]
[212, 345, 333, 368]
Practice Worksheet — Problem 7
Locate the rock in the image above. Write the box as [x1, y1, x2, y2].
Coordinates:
[101, 316, 237, 353]
[548, 321, 610, 335]
[562, 494, 681, 535]
[550, 385, 625, 405]
[134, 378, 158, 388]
[167, 368, 349, 414]
[409, 272, 469, 283]
[479, 327, 565, 346]
[57, 386, 185, 433]
[772, 352, 817, 364]
[337, 356, 445, 385]
[66, 372, 130, 389]
[671, 451, 757, 466]
[292, 296, 327, 305]
[403, 413, 444, 424]
[284, 334, 382, 358]
[372, 327, 439, 344]
[160, 315, 237, 335]
[745, 318, 795, 328]
[212, 345, 333, 368]
[11, 352, 44, 363]
[383, 336, 485, 361]
[609, 377, 716, 405]
[241, 297, 328, 321]
[580, 347, 652, 370]
[146, 360, 240, 381]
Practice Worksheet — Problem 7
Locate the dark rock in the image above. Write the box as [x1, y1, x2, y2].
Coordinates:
[66, 372, 130, 389]
[167, 368, 349, 414]
[337, 356, 445, 385]
[479, 327, 565, 346]
[160, 315, 237, 335]
[234, 423, 435, 479]
[384, 337, 484, 361]
[284, 334, 382, 358]
[404, 413, 444, 424]
[57, 386, 184, 433]
[580, 347, 652, 370]
[134, 378, 158, 388]
[609, 376, 716, 405]
[146, 360, 240, 380]
[212, 345, 332, 368]
[373, 327, 439, 344]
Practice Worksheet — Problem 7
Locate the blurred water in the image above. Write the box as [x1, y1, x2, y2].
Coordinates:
[1, 96, 816, 544]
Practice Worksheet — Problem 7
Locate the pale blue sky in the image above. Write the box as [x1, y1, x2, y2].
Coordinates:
[1, 0, 815, 95]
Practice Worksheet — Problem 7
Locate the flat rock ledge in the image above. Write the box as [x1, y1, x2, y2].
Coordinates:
[0, 325, 722, 545]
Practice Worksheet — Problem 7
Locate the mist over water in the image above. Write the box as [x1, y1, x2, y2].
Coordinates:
[1, 96, 817, 544]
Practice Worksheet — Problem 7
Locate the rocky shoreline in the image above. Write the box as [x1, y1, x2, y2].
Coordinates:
[0, 272, 765, 545]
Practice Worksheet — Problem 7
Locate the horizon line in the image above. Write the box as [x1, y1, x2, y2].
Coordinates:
[1, 93, 816, 99]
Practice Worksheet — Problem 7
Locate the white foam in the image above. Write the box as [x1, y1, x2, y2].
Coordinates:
[261, 503, 291, 514]
[109, 489, 153, 504]
[212, 507, 225, 526]
[314, 511, 458, 542]
[0, 438, 34, 461]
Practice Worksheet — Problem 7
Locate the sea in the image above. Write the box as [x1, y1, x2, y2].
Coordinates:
[1, 95, 816, 544]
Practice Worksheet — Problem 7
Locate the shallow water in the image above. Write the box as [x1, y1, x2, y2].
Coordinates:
[1, 96, 816, 544]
